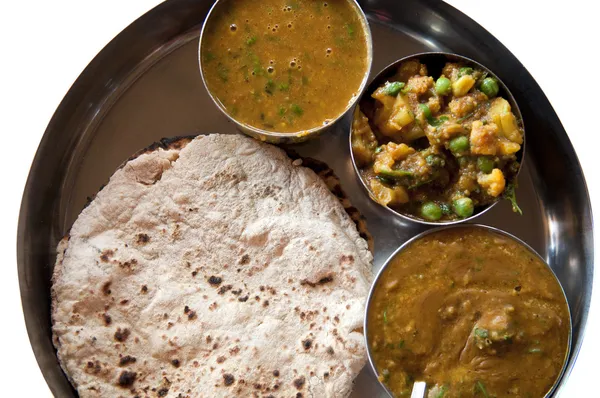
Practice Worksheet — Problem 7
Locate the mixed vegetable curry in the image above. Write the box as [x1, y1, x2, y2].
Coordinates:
[367, 227, 570, 398]
[201, 0, 369, 133]
[351, 60, 523, 221]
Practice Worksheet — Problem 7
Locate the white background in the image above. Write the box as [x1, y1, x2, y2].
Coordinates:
[1, 0, 598, 396]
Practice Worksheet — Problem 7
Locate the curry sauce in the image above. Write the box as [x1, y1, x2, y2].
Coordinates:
[367, 227, 570, 398]
[201, 0, 369, 133]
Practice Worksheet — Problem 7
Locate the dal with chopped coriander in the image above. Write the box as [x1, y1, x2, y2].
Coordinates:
[367, 227, 570, 398]
[201, 0, 369, 133]
[351, 59, 524, 222]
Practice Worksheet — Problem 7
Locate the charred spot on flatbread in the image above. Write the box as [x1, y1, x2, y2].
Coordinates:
[223, 373, 235, 386]
[118, 355, 136, 366]
[114, 328, 130, 342]
[117, 370, 136, 388]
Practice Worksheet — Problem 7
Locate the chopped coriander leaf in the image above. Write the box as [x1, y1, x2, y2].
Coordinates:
[246, 36, 257, 46]
[473, 327, 489, 339]
[475, 381, 490, 398]
[459, 66, 474, 76]
[253, 65, 264, 76]
[376, 175, 394, 185]
[425, 154, 445, 167]
[265, 79, 276, 95]
[291, 104, 303, 116]
[345, 23, 355, 37]
[285, 0, 299, 10]
[430, 115, 449, 127]
[457, 111, 474, 122]
[203, 52, 216, 63]
[435, 385, 449, 398]
[504, 182, 523, 215]
[216, 63, 229, 82]
[439, 203, 452, 215]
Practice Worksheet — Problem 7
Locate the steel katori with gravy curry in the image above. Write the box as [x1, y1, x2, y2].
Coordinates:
[201, 0, 369, 133]
[352, 59, 523, 222]
[367, 227, 570, 398]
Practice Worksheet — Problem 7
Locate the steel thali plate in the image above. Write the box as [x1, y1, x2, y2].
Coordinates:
[17, 0, 593, 396]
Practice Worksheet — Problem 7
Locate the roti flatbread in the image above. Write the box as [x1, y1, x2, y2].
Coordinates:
[52, 134, 373, 397]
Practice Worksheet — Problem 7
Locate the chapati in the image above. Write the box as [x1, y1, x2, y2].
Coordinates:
[52, 134, 373, 397]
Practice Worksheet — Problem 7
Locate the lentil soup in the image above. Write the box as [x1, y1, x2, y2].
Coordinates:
[201, 0, 369, 133]
[367, 227, 570, 398]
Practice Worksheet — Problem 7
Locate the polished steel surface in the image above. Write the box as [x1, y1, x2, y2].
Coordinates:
[198, 0, 373, 144]
[349, 52, 525, 226]
[17, 0, 593, 397]
[364, 224, 573, 398]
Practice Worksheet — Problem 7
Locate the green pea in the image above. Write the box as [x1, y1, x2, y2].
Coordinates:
[382, 81, 405, 96]
[477, 156, 494, 173]
[453, 197, 474, 218]
[480, 77, 499, 98]
[421, 202, 442, 221]
[449, 136, 470, 153]
[435, 77, 451, 95]
[419, 103, 432, 119]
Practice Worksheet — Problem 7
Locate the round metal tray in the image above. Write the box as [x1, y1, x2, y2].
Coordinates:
[17, 0, 593, 396]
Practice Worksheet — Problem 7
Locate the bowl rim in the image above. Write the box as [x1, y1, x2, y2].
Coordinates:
[348, 51, 526, 225]
[198, 0, 374, 141]
[363, 223, 573, 398]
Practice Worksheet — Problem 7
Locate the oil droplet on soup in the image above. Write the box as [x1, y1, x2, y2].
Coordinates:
[201, 0, 369, 133]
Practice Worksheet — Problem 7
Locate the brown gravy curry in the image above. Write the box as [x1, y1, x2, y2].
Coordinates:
[201, 0, 369, 133]
[367, 227, 570, 398]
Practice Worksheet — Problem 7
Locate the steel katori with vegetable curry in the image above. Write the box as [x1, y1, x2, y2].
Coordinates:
[367, 227, 570, 398]
[351, 60, 524, 222]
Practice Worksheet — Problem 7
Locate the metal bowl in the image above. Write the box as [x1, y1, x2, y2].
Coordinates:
[364, 224, 572, 398]
[349, 52, 526, 225]
[198, 0, 373, 144]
